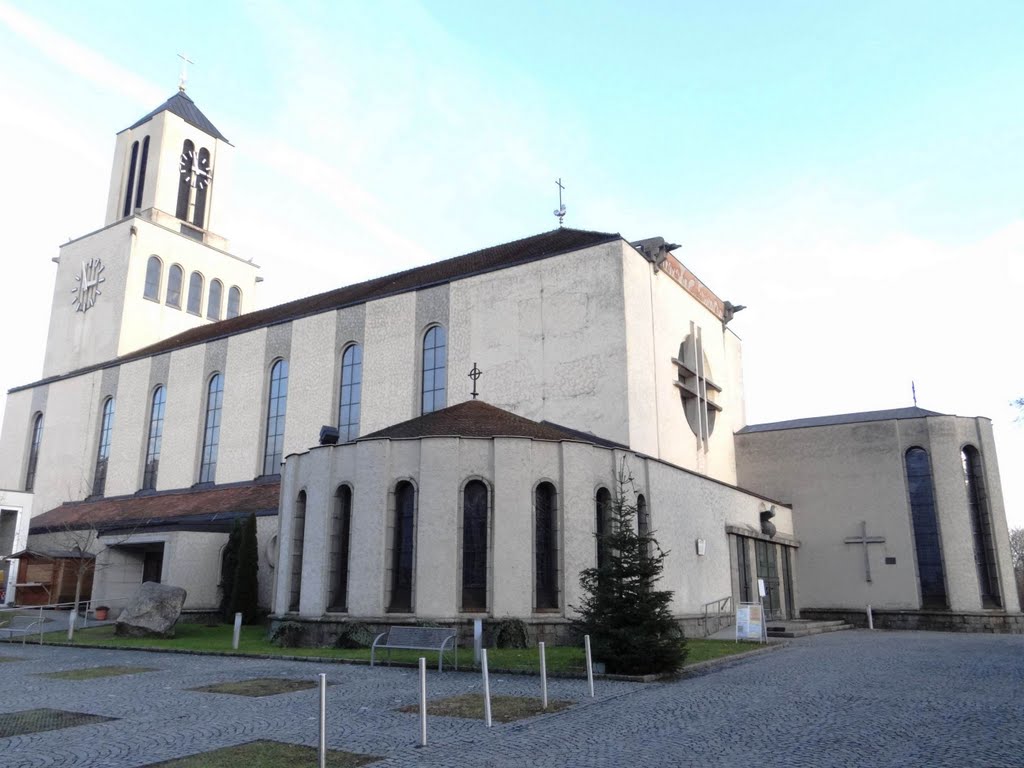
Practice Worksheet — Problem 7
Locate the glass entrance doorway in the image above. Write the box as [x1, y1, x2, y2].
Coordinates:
[755, 539, 783, 620]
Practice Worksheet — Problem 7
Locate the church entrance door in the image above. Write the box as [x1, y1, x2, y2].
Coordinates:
[755, 540, 782, 620]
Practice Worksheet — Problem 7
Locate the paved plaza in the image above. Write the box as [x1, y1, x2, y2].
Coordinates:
[1, 630, 1022, 768]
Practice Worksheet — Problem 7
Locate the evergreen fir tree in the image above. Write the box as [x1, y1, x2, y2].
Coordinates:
[572, 461, 687, 675]
[229, 513, 261, 624]
[220, 519, 242, 622]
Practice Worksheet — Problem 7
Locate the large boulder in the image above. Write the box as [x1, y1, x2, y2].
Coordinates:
[115, 582, 187, 638]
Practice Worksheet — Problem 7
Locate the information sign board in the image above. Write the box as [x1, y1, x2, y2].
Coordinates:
[736, 602, 765, 642]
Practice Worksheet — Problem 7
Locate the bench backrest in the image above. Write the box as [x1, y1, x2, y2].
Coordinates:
[385, 626, 455, 647]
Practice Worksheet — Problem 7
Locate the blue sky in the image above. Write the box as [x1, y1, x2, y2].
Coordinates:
[0, 1, 1021, 524]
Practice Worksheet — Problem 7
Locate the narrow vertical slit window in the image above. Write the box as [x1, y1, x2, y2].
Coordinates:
[461, 480, 489, 612]
[166, 265, 183, 308]
[123, 141, 139, 218]
[92, 397, 115, 497]
[637, 493, 650, 562]
[143, 256, 162, 300]
[207, 279, 223, 321]
[388, 481, 415, 613]
[199, 373, 223, 484]
[329, 485, 352, 611]
[595, 487, 612, 570]
[134, 135, 150, 210]
[534, 482, 558, 610]
[176, 140, 194, 220]
[226, 286, 241, 319]
[962, 446, 1001, 608]
[142, 386, 166, 491]
[338, 344, 362, 441]
[289, 491, 306, 611]
[736, 537, 752, 603]
[187, 272, 203, 315]
[904, 447, 948, 608]
[262, 360, 288, 476]
[421, 325, 447, 414]
[192, 147, 211, 228]
[25, 412, 43, 492]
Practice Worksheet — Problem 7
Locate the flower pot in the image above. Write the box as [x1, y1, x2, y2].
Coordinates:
[94, 607, 109, 621]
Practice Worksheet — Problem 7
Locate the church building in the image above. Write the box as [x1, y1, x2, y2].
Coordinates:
[1, 91, 1019, 637]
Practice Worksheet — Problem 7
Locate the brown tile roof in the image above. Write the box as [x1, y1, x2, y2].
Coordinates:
[12, 228, 621, 393]
[29, 481, 280, 533]
[359, 400, 625, 448]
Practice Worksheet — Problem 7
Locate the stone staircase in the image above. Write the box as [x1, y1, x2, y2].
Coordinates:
[766, 619, 853, 638]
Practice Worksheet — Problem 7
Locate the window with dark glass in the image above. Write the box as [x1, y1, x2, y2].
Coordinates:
[962, 446, 1002, 608]
[904, 447, 948, 607]
[289, 491, 306, 611]
[207, 279, 223, 321]
[461, 480, 488, 612]
[388, 481, 415, 612]
[176, 140, 194, 220]
[339, 344, 362, 441]
[134, 136, 150, 210]
[262, 360, 288, 476]
[736, 537, 752, 603]
[199, 373, 223, 483]
[421, 325, 447, 414]
[226, 286, 241, 318]
[535, 482, 558, 609]
[329, 485, 352, 611]
[142, 386, 166, 491]
[123, 140, 139, 218]
[193, 147, 210, 228]
[92, 397, 115, 497]
[144, 256, 161, 300]
[595, 487, 612, 569]
[637, 493, 650, 562]
[187, 272, 203, 315]
[755, 539, 781, 619]
[782, 546, 795, 619]
[166, 265, 183, 308]
[25, 412, 43, 492]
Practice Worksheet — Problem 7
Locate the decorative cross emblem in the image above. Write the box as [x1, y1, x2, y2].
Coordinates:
[177, 53, 195, 93]
[553, 178, 566, 227]
[468, 363, 482, 399]
[671, 325, 722, 444]
[844, 520, 886, 582]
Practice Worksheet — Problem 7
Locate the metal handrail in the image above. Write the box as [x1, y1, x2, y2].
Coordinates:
[701, 595, 733, 637]
[1, 596, 132, 644]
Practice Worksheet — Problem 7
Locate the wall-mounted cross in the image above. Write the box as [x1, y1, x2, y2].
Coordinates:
[844, 520, 886, 582]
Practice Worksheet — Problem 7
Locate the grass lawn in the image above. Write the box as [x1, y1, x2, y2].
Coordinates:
[63, 623, 763, 675]
[0, 708, 115, 738]
[37, 665, 157, 681]
[143, 740, 379, 767]
[189, 678, 319, 697]
[399, 693, 573, 723]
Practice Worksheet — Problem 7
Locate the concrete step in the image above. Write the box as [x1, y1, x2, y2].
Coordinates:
[767, 620, 853, 638]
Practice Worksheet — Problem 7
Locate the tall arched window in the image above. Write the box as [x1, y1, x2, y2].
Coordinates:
[226, 286, 241, 319]
[962, 446, 1002, 607]
[535, 482, 558, 610]
[92, 397, 115, 497]
[289, 491, 306, 612]
[462, 480, 489, 612]
[904, 448, 947, 607]
[388, 481, 416, 613]
[199, 373, 223, 483]
[134, 135, 150, 210]
[207, 279, 223, 321]
[166, 265, 183, 308]
[262, 360, 289, 476]
[187, 272, 204, 315]
[329, 485, 353, 611]
[339, 344, 362, 441]
[25, 412, 43, 492]
[175, 140, 194, 220]
[144, 256, 162, 300]
[193, 147, 210, 228]
[421, 325, 447, 414]
[142, 386, 166, 491]
[123, 140, 139, 218]
[595, 487, 612, 569]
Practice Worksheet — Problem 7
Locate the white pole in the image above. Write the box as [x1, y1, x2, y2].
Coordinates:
[584, 635, 595, 698]
[318, 673, 327, 768]
[67, 609, 76, 642]
[481, 648, 492, 728]
[233, 612, 243, 650]
[473, 618, 483, 666]
[539, 641, 548, 710]
[418, 657, 428, 747]
[867, 604, 874, 631]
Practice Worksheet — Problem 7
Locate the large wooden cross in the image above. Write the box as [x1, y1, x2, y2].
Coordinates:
[844, 520, 886, 582]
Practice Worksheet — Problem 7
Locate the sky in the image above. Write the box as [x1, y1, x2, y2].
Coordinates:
[0, 1, 1021, 525]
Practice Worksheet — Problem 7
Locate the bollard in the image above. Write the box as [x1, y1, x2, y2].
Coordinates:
[584, 634, 595, 698]
[233, 612, 242, 650]
[473, 618, 483, 666]
[481, 648, 492, 728]
[318, 673, 327, 768]
[867, 604, 874, 631]
[67, 609, 76, 642]
[539, 641, 548, 710]
[418, 657, 428, 747]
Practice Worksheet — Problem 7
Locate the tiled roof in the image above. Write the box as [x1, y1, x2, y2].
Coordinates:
[359, 400, 625, 448]
[737, 407, 947, 434]
[29, 481, 279, 533]
[126, 92, 229, 142]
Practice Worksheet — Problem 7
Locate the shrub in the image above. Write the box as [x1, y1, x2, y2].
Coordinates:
[229, 514, 260, 624]
[492, 618, 530, 649]
[334, 622, 376, 649]
[271, 621, 305, 648]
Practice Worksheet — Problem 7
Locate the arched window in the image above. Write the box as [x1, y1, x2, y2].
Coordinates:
[289, 491, 306, 612]
[25, 412, 43, 492]
[262, 360, 288, 476]
[198, 373, 223, 483]
[123, 141, 139, 218]
[226, 286, 241, 319]
[175, 140, 194, 220]
[388, 481, 415, 613]
[904, 448, 947, 607]
[187, 272, 203, 315]
[207, 279, 223, 321]
[421, 325, 447, 414]
[166, 265, 183, 308]
[329, 485, 353, 611]
[134, 135, 150, 210]
[962, 446, 1002, 607]
[535, 482, 558, 610]
[595, 487, 612, 569]
[462, 480, 489, 612]
[339, 344, 362, 441]
[92, 397, 115, 497]
[144, 256, 162, 300]
[142, 386, 166, 491]
[193, 147, 211, 228]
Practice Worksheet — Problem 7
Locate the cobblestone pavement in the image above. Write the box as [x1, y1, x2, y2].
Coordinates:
[1, 630, 1022, 768]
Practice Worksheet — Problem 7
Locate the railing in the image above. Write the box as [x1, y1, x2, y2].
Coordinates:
[0, 597, 129, 645]
[701, 595, 733, 637]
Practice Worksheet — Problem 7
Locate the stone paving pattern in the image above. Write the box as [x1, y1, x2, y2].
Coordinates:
[1, 630, 1022, 767]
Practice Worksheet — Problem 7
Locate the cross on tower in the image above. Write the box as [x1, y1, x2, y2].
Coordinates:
[844, 520, 886, 582]
[468, 363, 482, 399]
[553, 178, 566, 227]
[177, 53, 195, 93]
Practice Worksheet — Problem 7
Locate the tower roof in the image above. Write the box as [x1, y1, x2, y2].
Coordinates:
[125, 91, 229, 143]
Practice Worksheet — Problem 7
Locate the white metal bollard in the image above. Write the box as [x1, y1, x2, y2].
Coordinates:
[418, 657, 428, 747]
[233, 612, 243, 650]
[584, 634, 595, 698]
[481, 648, 492, 728]
[867, 604, 874, 631]
[473, 618, 483, 666]
[318, 673, 327, 768]
[539, 641, 548, 710]
[67, 609, 76, 642]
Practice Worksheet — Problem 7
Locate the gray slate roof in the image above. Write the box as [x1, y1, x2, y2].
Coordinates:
[738, 406, 947, 434]
[126, 91, 228, 142]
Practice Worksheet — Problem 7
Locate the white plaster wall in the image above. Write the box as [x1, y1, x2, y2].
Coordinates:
[158, 345, 206, 489]
[218, 329, 268, 480]
[164, 531, 228, 610]
[104, 358, 152, 496]
[284, 312, 337, 458]
[256, 514, 278, 611]
[361, 294, 418, 433]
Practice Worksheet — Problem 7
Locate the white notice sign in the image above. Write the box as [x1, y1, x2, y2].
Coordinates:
[735, 602, 765, 642]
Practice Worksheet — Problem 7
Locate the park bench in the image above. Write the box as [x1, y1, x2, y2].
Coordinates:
[371, 626, 458, 672]
[0, 613, 44, 644]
